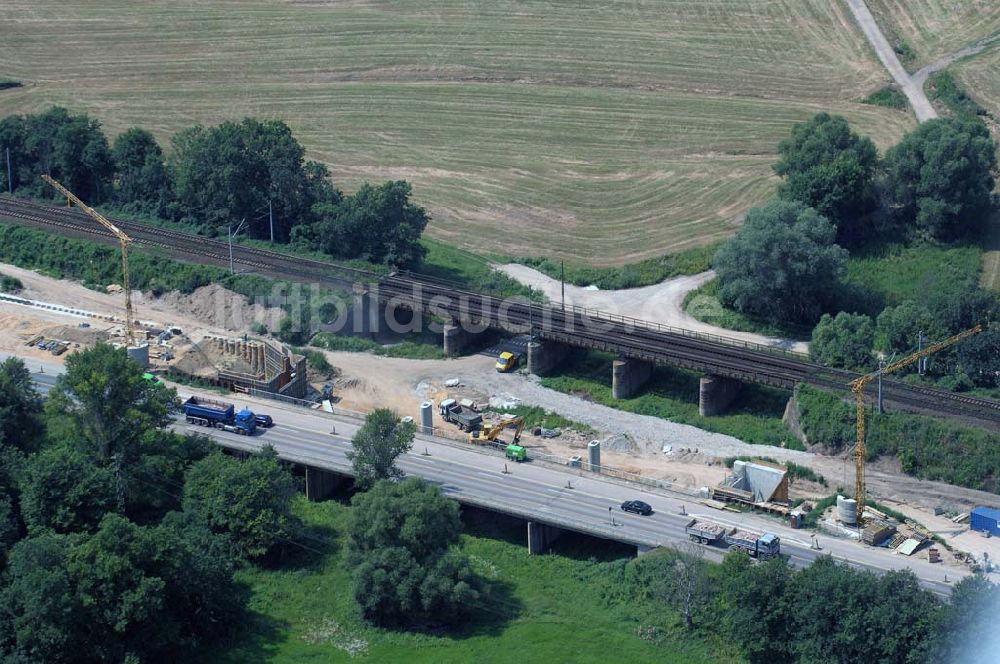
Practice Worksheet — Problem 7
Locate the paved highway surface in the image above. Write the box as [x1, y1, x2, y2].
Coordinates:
[7, 351, 969, 596]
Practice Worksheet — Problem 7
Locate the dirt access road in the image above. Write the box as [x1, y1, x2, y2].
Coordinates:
[499, 264, 809, 354]
[843, 0, 937, 121]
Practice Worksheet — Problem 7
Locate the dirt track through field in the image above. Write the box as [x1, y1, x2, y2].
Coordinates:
[843, 0, 937, 121]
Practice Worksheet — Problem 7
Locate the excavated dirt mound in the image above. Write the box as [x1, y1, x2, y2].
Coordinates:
[156, 284, 285, 333]
[41, 324, 110, 345]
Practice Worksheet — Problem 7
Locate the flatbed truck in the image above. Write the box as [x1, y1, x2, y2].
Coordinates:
[685, 518, 781, 558]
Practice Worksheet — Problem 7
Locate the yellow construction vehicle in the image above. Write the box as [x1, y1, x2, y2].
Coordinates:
[41, 175, 137, 346]
[468, 416, 525, 446]
[850, 325, 982, 519]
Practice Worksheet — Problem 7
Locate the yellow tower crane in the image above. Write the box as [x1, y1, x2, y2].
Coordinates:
[41, 175, 137, 346]
[850, 324, 982, 517]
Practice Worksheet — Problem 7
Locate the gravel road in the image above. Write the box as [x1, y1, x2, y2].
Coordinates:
[842, 0, 937, 121]
[499, 264, 809, 354]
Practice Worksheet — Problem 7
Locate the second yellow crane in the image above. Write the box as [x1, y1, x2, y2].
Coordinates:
[41, 175, 137, 347]
[850, 325, 982, 518]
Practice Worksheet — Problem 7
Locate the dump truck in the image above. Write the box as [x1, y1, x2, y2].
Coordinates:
[723, 528, 781, 559]
[439, 398, 482, 431]
[182, 396, 258, 435]
[685, 518, 727, 544]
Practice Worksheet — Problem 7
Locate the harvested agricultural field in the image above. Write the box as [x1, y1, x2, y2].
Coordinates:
[0, 0, 913, 264]
[866, 0, 1000, 67]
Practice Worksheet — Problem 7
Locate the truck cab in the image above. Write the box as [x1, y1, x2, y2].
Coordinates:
[757, 533, 781, 559]
[233, 408, 258, 435]
[495, 351, 519, 373]
[505, 444, 526, 462]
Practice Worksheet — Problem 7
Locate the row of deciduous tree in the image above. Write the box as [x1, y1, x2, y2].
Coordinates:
[0, 107, 429, 268]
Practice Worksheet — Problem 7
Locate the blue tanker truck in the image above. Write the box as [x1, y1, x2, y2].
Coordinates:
[182, 396, 259, 435]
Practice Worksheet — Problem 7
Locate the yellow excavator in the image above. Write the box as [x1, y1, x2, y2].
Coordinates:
[468, 416, 527, 461]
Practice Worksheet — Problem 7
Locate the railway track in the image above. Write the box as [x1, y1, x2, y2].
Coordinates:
[2, 196, 999, 430]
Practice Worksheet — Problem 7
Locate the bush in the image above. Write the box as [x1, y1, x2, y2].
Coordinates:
[347, 479, 481, 627]
[861, 86, 908, 109]
[0, 273, 23, 292]
[810, 312, 874, 371]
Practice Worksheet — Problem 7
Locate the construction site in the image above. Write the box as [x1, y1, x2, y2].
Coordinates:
[0, 176, 994, 586]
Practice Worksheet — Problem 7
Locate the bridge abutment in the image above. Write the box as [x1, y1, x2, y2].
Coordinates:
[698, 374, 743, 416]
[612, 357, 652, 399]
[304, 467, 349, 501]
[527, 521, 564, 554]
[527, 339, 569, 376]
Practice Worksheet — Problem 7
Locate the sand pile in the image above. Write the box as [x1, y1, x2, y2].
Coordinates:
[155, 284, 284, 333]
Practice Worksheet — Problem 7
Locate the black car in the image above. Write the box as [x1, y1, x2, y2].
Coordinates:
[621, 500, 653, 516]
[255, 414, 274, 428]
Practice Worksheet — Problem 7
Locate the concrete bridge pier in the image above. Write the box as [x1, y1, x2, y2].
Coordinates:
[527, 521, 564, 554]
[699, 374, 743, 416]
[443, 323, 469, 356]
[611, 357, 652, 399]
[527, 339, 569, 376]
[304, 467, 349, 501]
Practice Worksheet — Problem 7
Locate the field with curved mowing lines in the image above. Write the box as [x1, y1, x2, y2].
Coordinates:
[866, 0, 1000, 67]
[0, 0, 913, 264]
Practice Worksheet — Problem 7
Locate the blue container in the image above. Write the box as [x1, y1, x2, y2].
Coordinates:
[970, 506, 1000, 536]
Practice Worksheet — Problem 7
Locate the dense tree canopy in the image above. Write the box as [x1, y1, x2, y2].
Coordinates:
[713, 200, 848, 323]
[112, 128, 174, 218]
[722, 554, 937, 664]
[45, 343, 176, 464]
[810, 311, 875, 371]
[774, 113, 878, 239]
[171, 118, 332, 241]
[20, 444, 117, 535]
[3, 107, 431, 269]
[347, 478, 479, 627]
[348, 408, 416, 489]
[296, 180, 429, 268]
[0, 107, 114, 203]
[0, 357, 42, 452]
[883, 118, 996, 240]
[182, 449, 298, 561]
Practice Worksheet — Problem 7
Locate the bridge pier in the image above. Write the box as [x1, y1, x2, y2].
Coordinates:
[304, 467, 349, 501]
[527, 339, 569, 376]
[527, 521, 564, 554]
[699, 374, 743, 416]
[612, 357, 652, 399]
[443, 323, 470, 356]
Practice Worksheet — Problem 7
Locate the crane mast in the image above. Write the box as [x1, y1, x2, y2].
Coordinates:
[849, 325, 982, 517]
[41, 175, 137, 346]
